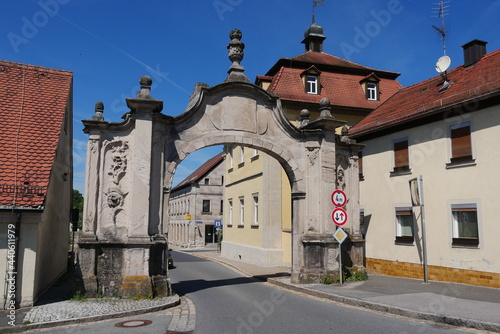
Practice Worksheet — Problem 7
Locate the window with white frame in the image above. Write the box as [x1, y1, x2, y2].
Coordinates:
[366, 82, 378, 101]
[306, 75, 318, 94]
[228, 199, 233, 225]
[239, 146, 245, 165]
[229, 146, 234, 169]
[239, 197, 245, 226]
[395, 208, 414, 244]
[451, 204, 479, 247]
[253, 194, 259, 225]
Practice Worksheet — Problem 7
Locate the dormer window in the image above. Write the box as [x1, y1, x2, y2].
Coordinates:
[360, 73, 381, 101]
[307, 75, 318, 94]
[302, 66, 321, 95]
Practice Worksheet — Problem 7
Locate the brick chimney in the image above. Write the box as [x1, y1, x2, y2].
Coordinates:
[462, 39, 488, 67]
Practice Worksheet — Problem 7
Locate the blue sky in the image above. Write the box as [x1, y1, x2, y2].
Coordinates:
[2, 0, 499, 193]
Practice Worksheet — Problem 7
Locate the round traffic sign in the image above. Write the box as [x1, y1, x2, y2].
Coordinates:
[331, 190, 347, 207]
[332, 208, 348, 226]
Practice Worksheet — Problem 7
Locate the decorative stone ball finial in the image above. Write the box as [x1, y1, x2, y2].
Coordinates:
[93, 101, 104, 121]
[136, 75, 153, 99]
[319, 97, 334, 119]
[300, 109, 310, 127]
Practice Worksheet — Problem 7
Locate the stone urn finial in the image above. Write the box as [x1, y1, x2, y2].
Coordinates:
[136, 75, 153, 99]
[225, 29, 250, 83]
[93, 101, 104, 121]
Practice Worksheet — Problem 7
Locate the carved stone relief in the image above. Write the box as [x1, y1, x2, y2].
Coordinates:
[105, 140, 129, 185]
[336, 154, 349, 190]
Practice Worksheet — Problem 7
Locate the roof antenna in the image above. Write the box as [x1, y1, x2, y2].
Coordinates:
[312, 0, 324, 24]
[432, 0, 451, 90]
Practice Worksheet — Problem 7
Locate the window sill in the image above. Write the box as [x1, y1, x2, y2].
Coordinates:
[238, 162, 245, 168]
[251, 225, 259, 229]
[251, 155, 259, 162]
[446, 157, 476, 169]
[227, 224, 233, 228]
[452, 238, 479, 248]
[395, 236, 414, 245]
[228, 168, 233, 173]
[238, 225, 244, 228]
[390, 167, 411, 177]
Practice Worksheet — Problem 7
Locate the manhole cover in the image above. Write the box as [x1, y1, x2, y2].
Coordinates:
[115, 320, 153, 328]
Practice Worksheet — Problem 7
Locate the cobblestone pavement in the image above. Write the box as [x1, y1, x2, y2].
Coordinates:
[166, 296, 196, 333]
[23, 296, 179, 324]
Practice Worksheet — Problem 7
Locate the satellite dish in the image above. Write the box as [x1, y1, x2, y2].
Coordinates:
[435, 55, 451, 73]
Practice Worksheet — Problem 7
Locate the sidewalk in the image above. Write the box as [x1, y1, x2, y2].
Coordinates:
[183, 246, 500, 333]
[0, 267, 185, 333]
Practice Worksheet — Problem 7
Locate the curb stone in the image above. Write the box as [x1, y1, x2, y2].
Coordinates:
[0, 296, 180, 333]
[267, 278, 500, 333]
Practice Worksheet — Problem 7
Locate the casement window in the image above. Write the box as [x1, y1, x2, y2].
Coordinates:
[204, 178, 209, 185]
[239, 146, 245, 165]
[202, 200, 211, 213]
[395, 208, 414, 244]
[366, 82, 378, 101]
[448, 123, 474, 165]
[306, 75, 318, 94]
[229, 146, 234, 169]
[228, 199, 233, 226]
[451, 204, 479, 247]
[391, 138, 410, 174]
[253, 194, 259, 226]
[251, 148, 259, 160]
[239, 197, 245, 226]
[358, 150, 364, 180]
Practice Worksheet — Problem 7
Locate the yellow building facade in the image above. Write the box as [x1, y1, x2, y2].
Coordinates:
[221, 21, 402, 267]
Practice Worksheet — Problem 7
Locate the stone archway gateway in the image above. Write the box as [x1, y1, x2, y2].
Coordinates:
[78, 30, 364, 298]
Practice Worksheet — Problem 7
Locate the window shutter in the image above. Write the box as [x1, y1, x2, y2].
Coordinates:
[358, 151, 363, 175]
[451, 126, 472, 159]
[394, 140, 409, 168]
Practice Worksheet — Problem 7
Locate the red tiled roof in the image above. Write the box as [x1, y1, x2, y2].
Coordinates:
[0, 60, 73, 208]
[264, 53, 402, 109]
[172, 152, 224, 191]
[350, 49, 500, 138]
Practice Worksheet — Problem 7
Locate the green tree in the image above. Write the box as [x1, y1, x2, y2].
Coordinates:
[73, 189, 84, 229]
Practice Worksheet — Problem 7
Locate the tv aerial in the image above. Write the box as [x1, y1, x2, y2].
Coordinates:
[432, 0, 451, 88]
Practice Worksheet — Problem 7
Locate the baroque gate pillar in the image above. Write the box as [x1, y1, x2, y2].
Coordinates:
[78, 76, 170, 298]
[292, 99, 365, 283]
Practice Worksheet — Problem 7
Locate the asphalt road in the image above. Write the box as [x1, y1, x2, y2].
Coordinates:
[169, 251, 473, 334]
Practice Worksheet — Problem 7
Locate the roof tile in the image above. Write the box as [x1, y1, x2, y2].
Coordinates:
[0, 60, 72, 208]
[350, 49, 500, 137]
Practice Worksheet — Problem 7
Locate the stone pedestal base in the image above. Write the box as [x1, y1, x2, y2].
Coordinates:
[292, 234, 366, 284]
[77, 235, 171, 298]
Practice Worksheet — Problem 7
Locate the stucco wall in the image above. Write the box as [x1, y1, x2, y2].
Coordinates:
[360, 104, 500, 277]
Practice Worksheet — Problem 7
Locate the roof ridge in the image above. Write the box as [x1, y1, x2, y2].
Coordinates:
[172, 152, 224, 190]
[0, 60, 73, 75]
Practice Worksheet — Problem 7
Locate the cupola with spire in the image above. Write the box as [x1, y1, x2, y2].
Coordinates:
[301, 18, 326, 52]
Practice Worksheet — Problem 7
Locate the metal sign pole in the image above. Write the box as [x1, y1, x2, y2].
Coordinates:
[419, 175, 428, 283]
[339, 241, 343, 285]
